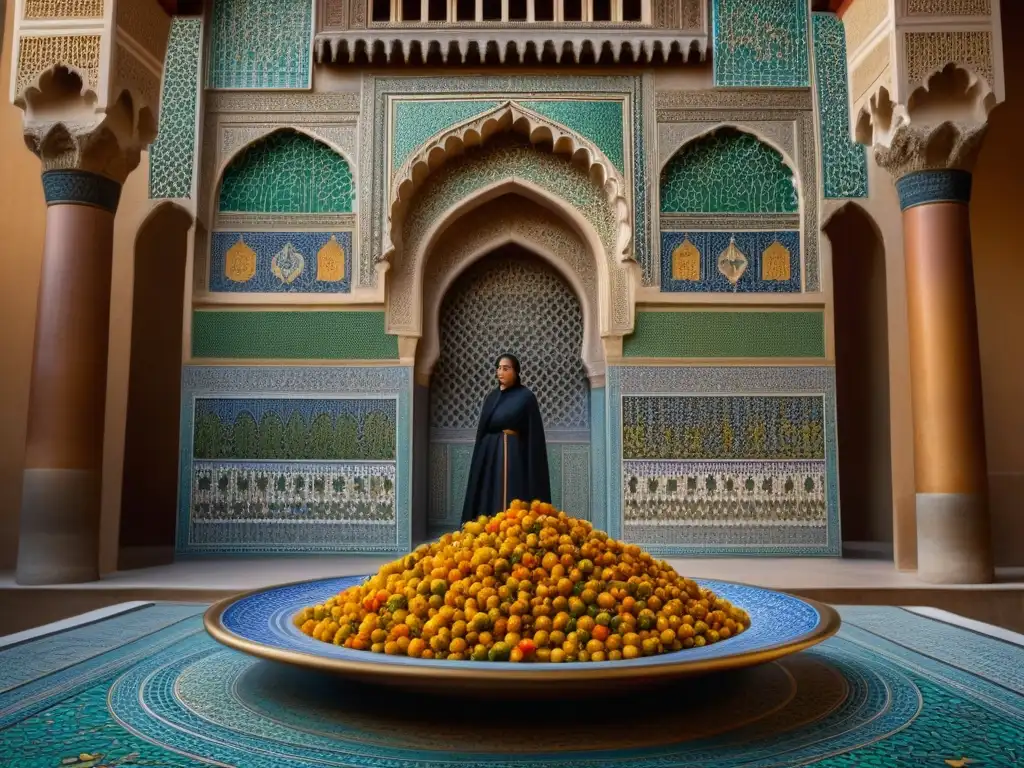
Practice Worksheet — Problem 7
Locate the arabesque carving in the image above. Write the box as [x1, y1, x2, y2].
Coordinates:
[383, 100, 632, 268]
[856, 65, 996, 180]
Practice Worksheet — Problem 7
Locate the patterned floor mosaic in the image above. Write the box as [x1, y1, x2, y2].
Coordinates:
[1, 604, 1021, 767]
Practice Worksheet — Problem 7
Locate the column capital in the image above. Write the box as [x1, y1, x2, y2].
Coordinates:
[9, 0, 171, 186]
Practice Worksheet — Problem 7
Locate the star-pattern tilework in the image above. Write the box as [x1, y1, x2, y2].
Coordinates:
[712, 0, 811, 87]
[218, 131, 354, 213]
[660, 129, 799, 213]
[210, 231, 352, 293]
[813, 13, 869, 199]
[150, 17, 201, 200]
[207, 0, 312, 89]
[660, 230, 801, 292]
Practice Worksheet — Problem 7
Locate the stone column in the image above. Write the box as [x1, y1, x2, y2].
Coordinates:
[875, 122, 994, 584]
[16, 171, 124, 584]
[8, 0, 171, 583]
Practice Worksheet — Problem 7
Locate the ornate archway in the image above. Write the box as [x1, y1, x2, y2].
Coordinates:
[385, 133, 636, 339]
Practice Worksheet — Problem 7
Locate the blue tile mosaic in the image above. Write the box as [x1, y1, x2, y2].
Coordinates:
[207, 0, 312, 89]
[712, 0, 811, 88]
[660, 230, 801, 293]
[209, 231, 352, 293]
[812, 13, 869, 199]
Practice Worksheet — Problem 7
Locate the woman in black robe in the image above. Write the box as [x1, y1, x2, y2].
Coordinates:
[461, 354, 552, 523]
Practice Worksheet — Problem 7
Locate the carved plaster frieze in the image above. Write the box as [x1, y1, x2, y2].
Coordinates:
[315, 30, 707, 65]
[874, 121, 988, 180]
[383, 101, 632, 268]
[654, 89, 813, 112]
[205, 91, 361, 115]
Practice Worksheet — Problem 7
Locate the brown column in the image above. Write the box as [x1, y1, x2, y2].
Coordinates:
[897, 169, 993, 584]
[16, 170, 122, 585]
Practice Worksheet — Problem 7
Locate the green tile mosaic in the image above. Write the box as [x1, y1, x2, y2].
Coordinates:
[191, 311, 399, 359]
[150, 17, 201, 200]
[217, 131, 353, 214]
[813, 13, 869, 199]
[712, 0, 810, 88]
[207, 0, 312, 89]
[660, 129, 799, 214]
[517, 100, 626, 172]
[391, 100, 501, 171]
[623, 311, 825, 358]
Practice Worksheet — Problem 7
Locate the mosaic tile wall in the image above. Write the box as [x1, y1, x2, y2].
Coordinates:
[660, 129, 799, 214]
[812, 13, 869, 199]
[624, 311, 826, 358]
[191, 311, 399, 359]
[149, 17, 201, 200]
[207, 0, 312, 89]
[607, 366, 840, 556]
[660, 230, 801, 292]
[178, 366, 413, 555]
[712, 0, 811, 88]
[217, 131, 353, 214]
[517, 99, 626, 172]
[209, 232, 352, 293]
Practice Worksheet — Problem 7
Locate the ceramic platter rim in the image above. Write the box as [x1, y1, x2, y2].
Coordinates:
[204, 576, 841, 684]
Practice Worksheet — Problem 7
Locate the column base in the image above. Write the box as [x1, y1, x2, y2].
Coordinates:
[15, 468, 101, 585]
[915, 492, 993, 584]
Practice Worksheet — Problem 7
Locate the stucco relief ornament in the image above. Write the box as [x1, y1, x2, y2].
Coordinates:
[271, 243, 305, 284]
[380, 100, 633, 269]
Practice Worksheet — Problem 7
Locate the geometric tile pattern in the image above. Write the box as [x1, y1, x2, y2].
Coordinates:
[150, 17, 202, 200]
[41, 170, 122, 213]
[606, 366, 840, 556]
[517, 100, 626, 172]
[217, 131, 354, 213]
[209, 231, 353, 293]
[660, 230, 801, 292]
[812, 13, 869, 199]
[207, 0, 312, 89]
[191, 310, 399, 360]
[623, 310, 826, 358]
[622, 395, 826, 460]
[660, 129, 799, 213]
[178, 365, 412, 554]
[391, 99, 501, 171]
[712, 0, 811, 88]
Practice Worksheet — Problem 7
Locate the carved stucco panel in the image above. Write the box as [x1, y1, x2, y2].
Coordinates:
[657, 120, 797, 170]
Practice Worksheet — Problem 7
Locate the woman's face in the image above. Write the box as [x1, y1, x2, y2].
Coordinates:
[495, 357, 517, 389]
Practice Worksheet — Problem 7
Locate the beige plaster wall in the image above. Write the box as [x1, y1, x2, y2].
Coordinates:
[971, 0, 1024, 568]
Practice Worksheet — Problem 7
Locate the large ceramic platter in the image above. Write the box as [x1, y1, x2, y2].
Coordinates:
[205, 576, 840, 694]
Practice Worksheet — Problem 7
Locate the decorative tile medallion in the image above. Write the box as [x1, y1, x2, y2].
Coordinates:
[191, 311, 399, 359]
[660, 230, 801, 292]
[712, 0, 811, 88]
[660, 129, 799, 214]
[178, 366, 412, 554]
[150, 17, 202, 200]
[624, 311, 826, 359]
[207, 0, 313, 89]
[812, 13, 869, 199]
[606, 366, 840, 556]
[210, 232, 352, 293]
